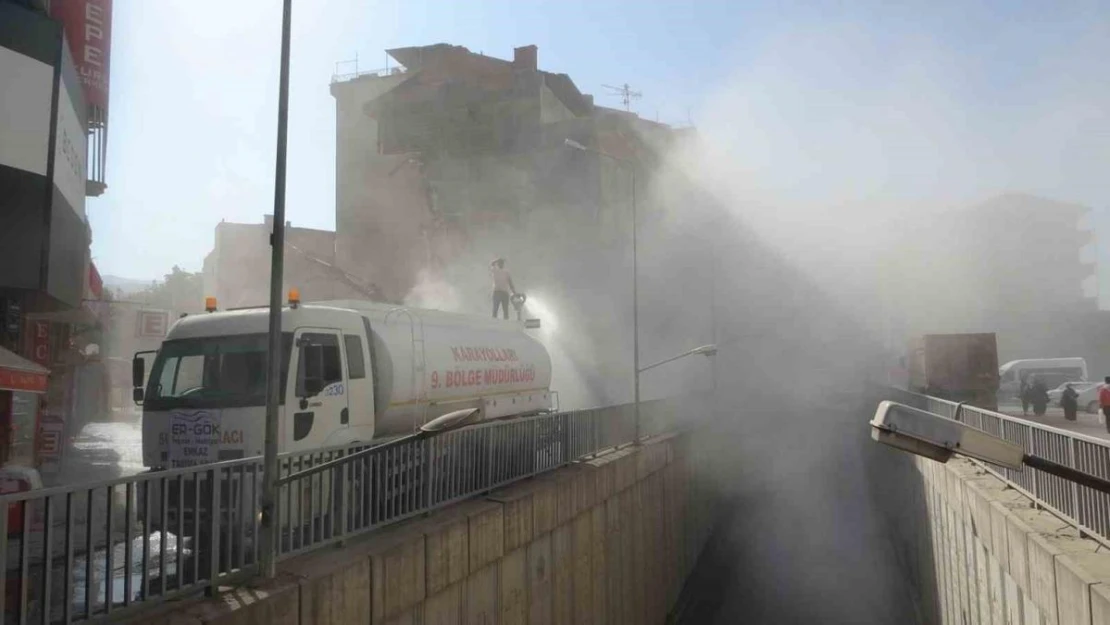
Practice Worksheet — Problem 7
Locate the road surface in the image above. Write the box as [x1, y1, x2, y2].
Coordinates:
[997, 401, 1110, 441]
[46, 409, 144, 487]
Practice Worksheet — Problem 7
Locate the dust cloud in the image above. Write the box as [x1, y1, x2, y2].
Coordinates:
[651, 13, 1108, 624]
[392, 120, 911, 622]
[669, 12, 1109, 351]
[401, 211, 646, 410]
[382, 11, 1110, 622]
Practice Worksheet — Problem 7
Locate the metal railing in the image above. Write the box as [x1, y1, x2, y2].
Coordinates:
[885, 388, 1110, 547]
[0, 395, 703, 624]
[330, 66, 406, 84]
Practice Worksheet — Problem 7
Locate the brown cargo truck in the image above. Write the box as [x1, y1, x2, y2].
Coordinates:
[907, 333, 999, 411]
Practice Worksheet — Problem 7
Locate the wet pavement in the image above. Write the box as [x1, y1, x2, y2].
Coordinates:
[46, 410, 145, 488]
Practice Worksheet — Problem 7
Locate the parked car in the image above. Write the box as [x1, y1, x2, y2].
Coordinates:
[1048, 381, 1102, 413]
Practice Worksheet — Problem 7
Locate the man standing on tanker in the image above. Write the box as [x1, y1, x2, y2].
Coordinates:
[490, 258, 516, 320]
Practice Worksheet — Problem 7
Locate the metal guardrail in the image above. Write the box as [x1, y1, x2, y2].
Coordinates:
[0, 395, 701, 624]
[886, 388, 1110, 547]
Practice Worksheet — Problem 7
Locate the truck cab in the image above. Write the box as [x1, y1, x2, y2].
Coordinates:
[135, 305, 369, 469]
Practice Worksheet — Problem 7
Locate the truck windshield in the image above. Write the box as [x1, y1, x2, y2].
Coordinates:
[144, 333, 293, 410]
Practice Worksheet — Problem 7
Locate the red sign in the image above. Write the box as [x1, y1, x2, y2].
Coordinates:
[88, 262, 103, 299]
[50, 0, 113, 110]
[30, 322, 50, 367]
[137, 310, 169, 338]
[0, 369, 47, 394]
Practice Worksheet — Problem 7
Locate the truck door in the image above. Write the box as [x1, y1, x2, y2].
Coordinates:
[286, 328, 349, 451]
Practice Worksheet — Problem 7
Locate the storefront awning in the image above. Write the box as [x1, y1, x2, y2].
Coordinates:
[0, 347, 49, 393]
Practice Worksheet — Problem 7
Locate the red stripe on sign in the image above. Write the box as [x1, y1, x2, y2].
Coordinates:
[0, 368, 48, 393]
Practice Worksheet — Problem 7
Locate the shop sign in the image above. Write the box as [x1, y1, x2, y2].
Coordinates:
[136, 310, 168, 339]
[31, 321, 50, 366]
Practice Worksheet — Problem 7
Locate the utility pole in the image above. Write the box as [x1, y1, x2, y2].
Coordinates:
[563, 139, 640, 442]
[709, 220, 718, 394]
[260, 0, 292, 579]
[631, 164, 640, 443]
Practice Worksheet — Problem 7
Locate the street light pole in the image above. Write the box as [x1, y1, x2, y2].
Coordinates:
[564, 139, 642, 443]
[638, 345, 718, 374]
[709, 221, 717, 395]
[630, 165, 641, 444]
[872, 400, 1110, 495]
[260, 0, 292, 579]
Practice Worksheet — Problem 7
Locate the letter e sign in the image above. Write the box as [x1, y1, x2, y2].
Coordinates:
[137, 310, 169, 338]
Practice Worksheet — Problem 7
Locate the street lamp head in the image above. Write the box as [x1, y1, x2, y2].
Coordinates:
[870, 401, 1024, 469]
[564, 138, 588, 151]
[421, 408, 482, 434]
[693, 344, 718, 357]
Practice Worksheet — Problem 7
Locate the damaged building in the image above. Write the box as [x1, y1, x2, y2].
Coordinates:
[327, 43, 715, 407]
[329, 43, 684, 304]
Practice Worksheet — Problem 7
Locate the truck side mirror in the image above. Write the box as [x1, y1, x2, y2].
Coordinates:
[132, 387, 144, 403]
[132, 356, 145, 389]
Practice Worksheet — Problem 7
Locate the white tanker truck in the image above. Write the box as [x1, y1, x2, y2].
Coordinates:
[133, 295, 554, 470]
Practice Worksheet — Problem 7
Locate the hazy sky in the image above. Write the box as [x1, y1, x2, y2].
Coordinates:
[88, 0, 1109, 300]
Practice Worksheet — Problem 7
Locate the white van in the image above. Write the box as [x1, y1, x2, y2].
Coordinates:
[998, 358, 1088, 400]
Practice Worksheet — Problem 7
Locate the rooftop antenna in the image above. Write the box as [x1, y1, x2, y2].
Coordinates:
[602, 83, 642, 112]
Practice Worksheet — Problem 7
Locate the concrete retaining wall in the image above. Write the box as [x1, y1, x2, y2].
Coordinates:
[136, 430, 717, 625]
[875, 450, 1110, 625]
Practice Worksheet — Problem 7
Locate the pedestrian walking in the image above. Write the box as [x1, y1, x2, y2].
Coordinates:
[1099, 377, 1110, 433]
[490, 258, 516, 320]
[1030, 376, 1049, 417]
[1062, 383, 1079, 421]
[1020, 376, 1030, 416]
